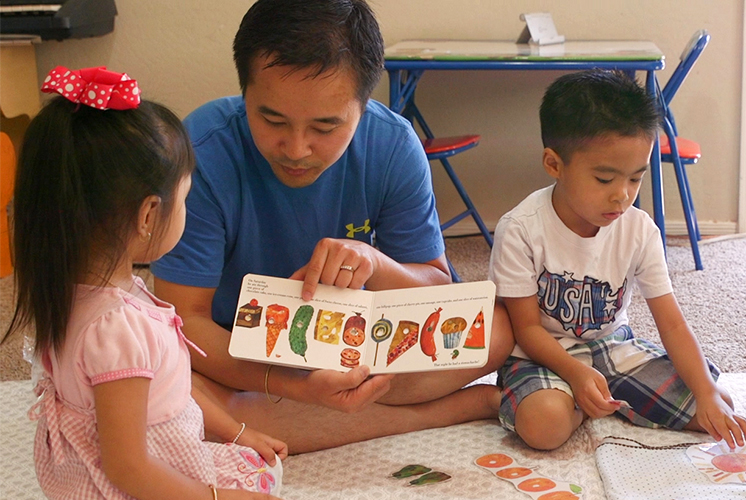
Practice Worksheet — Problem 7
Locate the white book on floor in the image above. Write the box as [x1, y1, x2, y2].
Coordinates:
[228, 274, 495, 374]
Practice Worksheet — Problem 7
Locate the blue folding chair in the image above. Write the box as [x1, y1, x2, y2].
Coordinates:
[422, 135, 493, 282]
[402, 96, 493, 282]
[655, 29, 710, 270]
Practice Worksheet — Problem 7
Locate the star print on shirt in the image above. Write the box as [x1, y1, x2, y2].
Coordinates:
[537, 267, 626, 337]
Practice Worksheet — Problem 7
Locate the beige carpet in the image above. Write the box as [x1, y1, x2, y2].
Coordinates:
[2, 235, 746, 379]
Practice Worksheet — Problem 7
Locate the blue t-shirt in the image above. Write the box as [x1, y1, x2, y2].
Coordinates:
[151, 96, 444, 328]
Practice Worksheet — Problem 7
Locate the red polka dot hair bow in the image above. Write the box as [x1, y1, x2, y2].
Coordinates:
[41, 66, 141, 110]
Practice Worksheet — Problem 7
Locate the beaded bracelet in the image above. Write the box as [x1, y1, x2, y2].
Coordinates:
[231, 422, 246, 444]
[264, 365, 283, 404]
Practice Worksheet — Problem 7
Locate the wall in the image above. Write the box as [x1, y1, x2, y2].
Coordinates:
[28, 0, 744, 236]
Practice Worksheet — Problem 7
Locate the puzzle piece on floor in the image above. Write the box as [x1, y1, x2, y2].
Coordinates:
[475, 453, 584, 499]
[686, 442, 746, 484]
[391, 464, 432, 479]
[390, 465, 452, 487]
[407, 471, 452, 486]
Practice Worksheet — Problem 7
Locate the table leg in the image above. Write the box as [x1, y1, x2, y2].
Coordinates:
[388, 69, 403, 113]
[647, 71, 666, 249]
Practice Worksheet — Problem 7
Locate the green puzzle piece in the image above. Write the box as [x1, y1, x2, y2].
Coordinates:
[391, 464, 432, 479]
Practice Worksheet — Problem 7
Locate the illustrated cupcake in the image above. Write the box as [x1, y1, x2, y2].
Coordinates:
[440, 316, 467, 349]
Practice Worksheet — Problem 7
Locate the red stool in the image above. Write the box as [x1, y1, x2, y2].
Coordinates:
[422, 134, 492, 281]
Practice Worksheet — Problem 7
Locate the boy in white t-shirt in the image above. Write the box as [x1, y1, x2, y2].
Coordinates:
[489, 70, 746, 451]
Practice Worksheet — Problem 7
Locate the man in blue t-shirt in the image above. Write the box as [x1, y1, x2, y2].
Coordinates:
[152, 0, 513, 453]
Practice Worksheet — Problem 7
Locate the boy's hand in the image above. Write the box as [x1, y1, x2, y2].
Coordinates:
[235, 427, 289, 466]
[567, 365, 619, 419]
[693, 387, 746, 450]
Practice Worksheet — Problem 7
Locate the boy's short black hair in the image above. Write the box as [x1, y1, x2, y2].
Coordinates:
[540, 70, 661, 162]
[233, 0, 384, 104]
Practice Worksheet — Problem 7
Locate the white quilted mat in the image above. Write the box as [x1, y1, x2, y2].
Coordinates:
[2, 373, 744, 499]
[1, 380, 41, 500]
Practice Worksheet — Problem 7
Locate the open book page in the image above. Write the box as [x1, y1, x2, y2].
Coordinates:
[228, 274, 495, 374]
[364, 280, 495, 373]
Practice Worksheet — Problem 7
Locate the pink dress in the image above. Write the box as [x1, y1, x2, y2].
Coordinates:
[29, 277, 282, 499]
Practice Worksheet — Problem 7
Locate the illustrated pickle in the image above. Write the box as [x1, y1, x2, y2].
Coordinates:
[289, 304, 314, 361]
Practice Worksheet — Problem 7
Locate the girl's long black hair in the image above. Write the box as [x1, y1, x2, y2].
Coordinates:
[3, 96, 194, 356]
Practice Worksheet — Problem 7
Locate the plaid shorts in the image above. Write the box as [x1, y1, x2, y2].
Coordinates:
[497, 325, 720, 432]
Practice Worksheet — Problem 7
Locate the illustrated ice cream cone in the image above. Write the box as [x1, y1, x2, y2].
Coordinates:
[265, 304, 289, 357]
[440, 317, 466, 349]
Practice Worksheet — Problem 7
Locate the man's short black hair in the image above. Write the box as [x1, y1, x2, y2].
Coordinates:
[233, 0, 384, 104]
[540, 70, 661, 162]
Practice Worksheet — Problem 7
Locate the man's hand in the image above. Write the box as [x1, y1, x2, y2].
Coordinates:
[289, 237, 450, 301]
[298, 365, 394, 413]
[289, 238, 379, 300]
[566, 365, 619, 419]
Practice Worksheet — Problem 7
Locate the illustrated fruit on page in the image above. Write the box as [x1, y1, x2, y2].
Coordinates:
[463, 308, 485, 349]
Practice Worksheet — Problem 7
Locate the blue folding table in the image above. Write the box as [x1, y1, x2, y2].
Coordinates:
[385, 40, 670, 245]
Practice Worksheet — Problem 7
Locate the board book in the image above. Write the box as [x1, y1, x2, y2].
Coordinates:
[228, 274, 496, 374]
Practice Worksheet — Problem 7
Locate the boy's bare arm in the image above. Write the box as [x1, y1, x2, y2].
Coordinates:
[647, 293, 716, 395]
[503, 296, 617, 418]
[503, 296, 576, 373]
[648, 292, 746, 448]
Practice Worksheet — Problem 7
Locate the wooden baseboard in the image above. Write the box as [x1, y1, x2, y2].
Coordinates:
[660, 220, 738, 236]
[442, 220, 741, 238]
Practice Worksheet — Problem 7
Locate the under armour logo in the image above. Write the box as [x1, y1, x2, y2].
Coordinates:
[346, 219, 371, 238]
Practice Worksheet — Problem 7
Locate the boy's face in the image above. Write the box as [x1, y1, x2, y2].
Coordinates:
[544, 133, 654, 238]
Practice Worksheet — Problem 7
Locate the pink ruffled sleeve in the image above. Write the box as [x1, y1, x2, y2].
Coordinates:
[79, 306, 160, 386]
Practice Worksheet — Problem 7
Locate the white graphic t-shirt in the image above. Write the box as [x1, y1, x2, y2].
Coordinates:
[489, 185, 672, 359]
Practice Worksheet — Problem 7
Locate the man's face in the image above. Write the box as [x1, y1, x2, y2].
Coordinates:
[244, 56, 364, 188]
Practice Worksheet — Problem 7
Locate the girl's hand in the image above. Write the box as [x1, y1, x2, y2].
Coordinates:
[694, 387, 746, 450]
[566, 365, 619, 419]
[235, 427, 289, 466]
